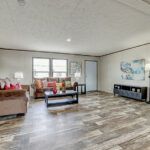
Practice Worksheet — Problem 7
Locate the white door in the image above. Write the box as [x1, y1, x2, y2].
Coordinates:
[85, 61, 97, 91]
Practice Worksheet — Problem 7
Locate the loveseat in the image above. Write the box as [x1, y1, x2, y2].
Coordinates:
[0, 89, 28, 116]
[32, 77, 78, 99]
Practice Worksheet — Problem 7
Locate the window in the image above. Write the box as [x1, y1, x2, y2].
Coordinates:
[52, 59, 67, 77]
[33, 58, 50, 78]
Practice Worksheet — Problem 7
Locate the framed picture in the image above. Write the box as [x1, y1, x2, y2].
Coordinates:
[69, 61, 82, 76]
[120, 59, 145, 81]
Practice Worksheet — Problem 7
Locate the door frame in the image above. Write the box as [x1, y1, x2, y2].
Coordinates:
[84, 60, 98, 92]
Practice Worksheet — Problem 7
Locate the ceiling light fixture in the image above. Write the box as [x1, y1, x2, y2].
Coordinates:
[17, 0, 26, 6]
[66, 38, 71, 42]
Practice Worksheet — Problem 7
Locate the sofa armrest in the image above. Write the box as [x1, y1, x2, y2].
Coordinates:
[0, 89, 28, 101]
[73, 82, 78, 92]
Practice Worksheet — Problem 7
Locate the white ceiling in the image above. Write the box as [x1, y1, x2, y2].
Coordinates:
[0, 0, 150, 56]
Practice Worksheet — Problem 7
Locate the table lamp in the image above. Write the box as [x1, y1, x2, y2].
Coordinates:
[14, 72, 24, 83]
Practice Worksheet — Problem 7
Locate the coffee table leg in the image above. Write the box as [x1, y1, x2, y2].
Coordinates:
[45, 96, 48, 107]
[84, 84, 86, 94]
[45, 96, 46, 103]
[76, 93, 78, 103]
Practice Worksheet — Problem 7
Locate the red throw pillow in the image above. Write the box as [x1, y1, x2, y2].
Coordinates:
[47, 81, 56, 88]
[4, 84, 10, 90]
[10, 83, 16, 90]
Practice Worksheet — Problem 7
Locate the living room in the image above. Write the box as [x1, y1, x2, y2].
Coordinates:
[0, 0, 150, 150]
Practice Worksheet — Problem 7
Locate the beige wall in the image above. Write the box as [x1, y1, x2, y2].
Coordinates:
[0, 49, 99, 86]
[2, 45, 150, 96]
[99, 44, 150, 93]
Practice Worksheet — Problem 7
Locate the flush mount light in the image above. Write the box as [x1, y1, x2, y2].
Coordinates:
[66, 38, 71, 42]
[17, 0, 26, 6]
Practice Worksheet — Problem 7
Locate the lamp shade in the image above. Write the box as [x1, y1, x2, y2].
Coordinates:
[145, 64, 150, 71]
[14, 72, 24, 79]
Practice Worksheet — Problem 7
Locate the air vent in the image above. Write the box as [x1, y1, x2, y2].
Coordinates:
[142, 0, 150, 5]
[17, 0, 26, 6]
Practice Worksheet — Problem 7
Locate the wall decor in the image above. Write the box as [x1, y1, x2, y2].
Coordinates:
[69, 61, 82, 76]
[120, 59, 145, 80]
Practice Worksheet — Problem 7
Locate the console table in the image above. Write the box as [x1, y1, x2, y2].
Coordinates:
[114, 84, 147, 101]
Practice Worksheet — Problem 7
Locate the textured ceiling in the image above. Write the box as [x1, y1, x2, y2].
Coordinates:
[0, 0, 150, 56]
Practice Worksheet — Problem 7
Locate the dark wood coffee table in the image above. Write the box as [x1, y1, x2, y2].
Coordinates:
[44, 90, 78, 107]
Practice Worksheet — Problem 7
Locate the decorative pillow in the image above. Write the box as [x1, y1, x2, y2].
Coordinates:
[35, 79, 43, 89]
[47, 81, 56, 88]
[0, 79, 5, 90]
[10, 83, 16, 90]
[65, 81, 72, 88]
[4, 78, 11, 88]
[65, 77, 72, 87]
[15, 83, 22, 89]
[56, 83, 62, 89]
[42, 79, 47, 88]
[4, 84, 10, 90]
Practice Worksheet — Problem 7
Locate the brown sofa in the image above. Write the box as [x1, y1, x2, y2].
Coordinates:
[0, 89, 28, 116]
[32, 77, 78, 99]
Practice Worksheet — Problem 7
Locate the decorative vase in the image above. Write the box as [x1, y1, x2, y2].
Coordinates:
[53, 88, 57, 94]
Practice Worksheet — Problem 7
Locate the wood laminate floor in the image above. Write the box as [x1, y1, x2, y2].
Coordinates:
[0, 92, 150, 150]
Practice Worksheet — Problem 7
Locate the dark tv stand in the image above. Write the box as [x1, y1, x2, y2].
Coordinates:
[114, 84, 147, 101]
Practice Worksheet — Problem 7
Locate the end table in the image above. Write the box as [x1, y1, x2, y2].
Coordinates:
[78, 83, 86, 94]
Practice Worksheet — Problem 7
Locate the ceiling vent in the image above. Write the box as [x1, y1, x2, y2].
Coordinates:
[142, 0, 150, 5]
[17, 0, 26, 6]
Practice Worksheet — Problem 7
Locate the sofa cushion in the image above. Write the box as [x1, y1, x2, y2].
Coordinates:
[59, 77, 65, 83]
[47, 77, 59, 82]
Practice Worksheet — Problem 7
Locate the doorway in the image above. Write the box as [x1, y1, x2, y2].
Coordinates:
[85, 60, 98, 92]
